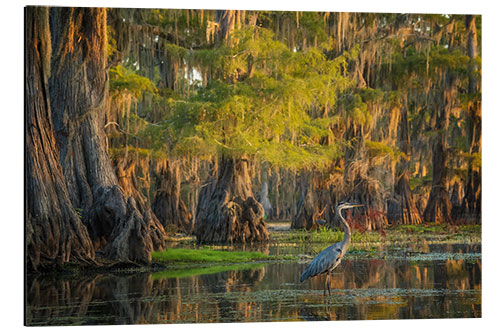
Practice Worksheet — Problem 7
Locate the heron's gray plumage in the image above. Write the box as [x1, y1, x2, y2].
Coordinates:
[300, 243, 344, 282]
[300, 202, 363, 294]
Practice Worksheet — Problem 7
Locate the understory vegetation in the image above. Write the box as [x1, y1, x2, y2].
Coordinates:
[269, 223, 481, 245]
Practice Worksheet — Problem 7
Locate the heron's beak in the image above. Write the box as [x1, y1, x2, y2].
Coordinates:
[349, 204, 364, 208]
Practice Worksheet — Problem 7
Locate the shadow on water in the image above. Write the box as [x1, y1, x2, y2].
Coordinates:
[26, 244, 481, 325]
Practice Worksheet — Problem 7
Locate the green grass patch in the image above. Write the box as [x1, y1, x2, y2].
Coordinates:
[392, 224, 446, 234]
[152, 248, 276, 264]
[457, 224, 481, 233]
[391, 223, 481, 235]
[271, 226, 383, 244]
[152, 263, 265, 280]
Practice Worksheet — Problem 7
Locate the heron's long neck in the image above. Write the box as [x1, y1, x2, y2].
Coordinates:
[338, 208, 351, 251]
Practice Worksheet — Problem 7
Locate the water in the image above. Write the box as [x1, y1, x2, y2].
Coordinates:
[25, 243, 481, 325]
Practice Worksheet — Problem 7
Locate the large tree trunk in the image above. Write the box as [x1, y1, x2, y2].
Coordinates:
[48, 7, 165, 263]
[25, 7, 95, 271]
[343, 126, 387, 230]
[114, 154, 167, 250]
[423, 73, 454, 223]
[152, 160, 193, 234]
[457, 15, 481, 223]
[291, 171, 324, 230]
[388, 105, 423, 225]
[195, 157, 269, 244]
[423, 134, 452, 223]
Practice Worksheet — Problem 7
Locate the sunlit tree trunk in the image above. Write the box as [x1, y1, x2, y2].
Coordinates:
[195, 156, 269, 243]
[423, 73, 454, 223]
[458, 15, 481, 223]
[291, 171, 325, 230]
[388, 105, 423, 225]
[25, 6, 95, 271]
[257, 165, 272, 218]
[48, 7, 165, 263]
[152, 160, 193, 234]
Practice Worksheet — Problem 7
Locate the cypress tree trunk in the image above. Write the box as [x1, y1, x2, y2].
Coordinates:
[48, 7, 165, 263]
[114, 154, 167, 250]
[25, 6, 95, 271]
[423, 133, 452, 223]
[258, 181, 272, 218]
[152, 160, 193, 234]
[388, 105, 423, 225]
[458, 15, 481, 223]
[216, 10, 236, 44]
[195, 156, 269, 244]
[291, 171, 324, 230]
[423, 73, 454, 223]
[343, 126, 387, 230]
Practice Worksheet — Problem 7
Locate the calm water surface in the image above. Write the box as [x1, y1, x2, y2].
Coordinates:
[26, 243, 481, 325]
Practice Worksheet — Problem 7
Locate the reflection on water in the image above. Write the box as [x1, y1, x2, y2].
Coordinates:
[26, 244, 481, 325]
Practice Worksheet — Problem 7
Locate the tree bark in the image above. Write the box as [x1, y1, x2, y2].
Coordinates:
[25, 6, 95, 271]
[152, 160, 193, 234]
[216, 10, 237, 44]
[195, 156, 269, 244]
[48, 7, 165, 263]
[423, 134, 452, 223]
[114, 155, 167, 250]
[343, 126, 387, 230]
[457, 15, 481, 223]
[423, 73, 454, 223]
[388, 105, 423, 225]
[291, 171, 324, 230]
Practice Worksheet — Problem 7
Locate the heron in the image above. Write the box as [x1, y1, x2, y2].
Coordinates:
[300, 201, 364, 296]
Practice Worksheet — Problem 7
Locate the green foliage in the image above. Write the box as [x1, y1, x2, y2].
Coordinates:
[272, 226, 383, 244]
[107, 25, 118, 61]
[339, 88, 384, 127]
[75, 208, 83, 219]
[409, 173, 433, 191]
[109, 146, 166, 160]
[162, 28, 354, 169]
[366, 141, 404, 161]
[109, 65, 157, 98]
[391, 45, 470, 81]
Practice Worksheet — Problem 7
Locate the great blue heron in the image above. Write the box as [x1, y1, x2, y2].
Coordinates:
[300, 202, 364, 296]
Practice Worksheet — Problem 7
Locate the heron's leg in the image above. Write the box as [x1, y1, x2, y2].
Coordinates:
[324, 273, 330, 296]
[327, 272, 331, 296]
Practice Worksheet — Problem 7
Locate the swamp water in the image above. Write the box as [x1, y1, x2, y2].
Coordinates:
[26, 242, 481, 325]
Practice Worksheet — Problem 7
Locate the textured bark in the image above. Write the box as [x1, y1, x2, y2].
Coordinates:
[291, 171, 324, 230]
[152, 160, 193, 234]
[258, 181, 272, 218]
[114, 155, 167, 249]
[343, 126, 387, 230]
[195, 157, 269, 244]
[216, 10, 236, 44]
[48, 7, 165, 263]
[423, 135, 452, 223]
[103, 197, 153, 264]
[388, 105, 423, 225]
[25, 6, 95, 271]
[457, 15, 481, 223]
[423, 73, 454, 223]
